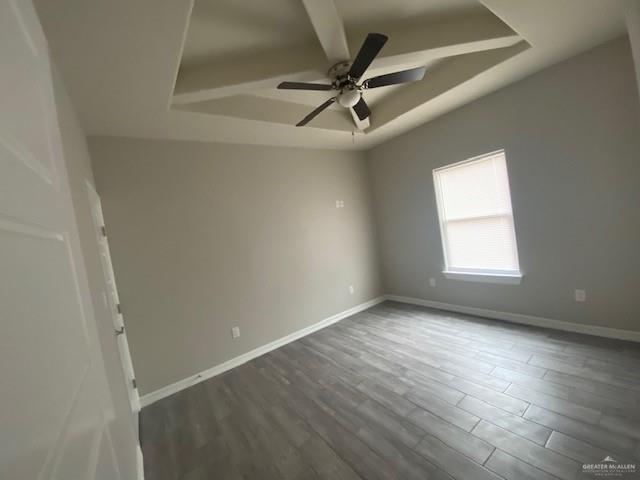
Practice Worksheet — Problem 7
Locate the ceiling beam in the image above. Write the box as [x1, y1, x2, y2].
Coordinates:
[348, 12, 521, 74]
[173, 46, 327, 105]
[625, 0, 640, 101]
[172, 10, 521, 106]
[368, 41, 529, 132]
[301, 0, 350, 64]
[175, 94, 354, 131]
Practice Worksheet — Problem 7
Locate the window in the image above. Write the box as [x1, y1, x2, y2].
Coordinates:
[433, 150, 521, 284]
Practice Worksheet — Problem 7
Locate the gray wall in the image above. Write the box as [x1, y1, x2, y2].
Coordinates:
[369, 37, 640, 332]
[90, 138, 382, 395]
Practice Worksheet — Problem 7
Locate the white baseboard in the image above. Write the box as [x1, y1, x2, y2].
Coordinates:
[137, 444, 144, 480]
[140, 296, 386, 407]
[385, 294, 640, 343]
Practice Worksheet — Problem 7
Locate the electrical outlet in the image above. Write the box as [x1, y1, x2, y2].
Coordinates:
[574, 289, 586, 302]
[349, 285, 355, 295]
[231, 326, 240, 338]
[335, 200, 345, 208]
[429, 278, 436, 288]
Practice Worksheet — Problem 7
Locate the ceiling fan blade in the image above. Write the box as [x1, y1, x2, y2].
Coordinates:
[363, 66, 426, 89]
[296, 97, 336, 126]
[278, 81, 333, 91]
[352, 97, 371, 121]
[349, 107, 370, 130]
[348, 33, 388, 80]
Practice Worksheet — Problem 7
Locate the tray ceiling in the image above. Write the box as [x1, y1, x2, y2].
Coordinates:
[35, 0, 628, 150]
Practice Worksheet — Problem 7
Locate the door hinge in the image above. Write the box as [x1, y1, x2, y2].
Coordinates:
[132, 378, 137, 389]
[117, 303, 122, 314]
[101, 225, 107, 237]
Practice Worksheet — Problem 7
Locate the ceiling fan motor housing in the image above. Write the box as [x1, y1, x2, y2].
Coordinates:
[328, 60, 352, 81]
[329, 61, 361, 109]
[337, 85, 361, 108]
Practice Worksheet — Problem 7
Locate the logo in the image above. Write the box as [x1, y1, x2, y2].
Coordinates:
[582, 456, 637, 477]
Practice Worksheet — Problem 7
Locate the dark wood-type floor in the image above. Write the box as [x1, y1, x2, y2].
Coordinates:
[140, 301, 640, 480]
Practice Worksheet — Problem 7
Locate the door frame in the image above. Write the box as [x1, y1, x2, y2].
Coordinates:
[86, 180, 141, 418]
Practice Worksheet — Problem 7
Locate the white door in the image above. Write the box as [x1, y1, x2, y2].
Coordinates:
[87, 182, 141, 420]
[0, 1, 123, 479]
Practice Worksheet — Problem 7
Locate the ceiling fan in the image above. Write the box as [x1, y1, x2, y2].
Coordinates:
[277, 33, 426, 127]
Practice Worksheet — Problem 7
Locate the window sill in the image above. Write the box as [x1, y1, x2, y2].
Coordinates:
[443, 270, 523, 285]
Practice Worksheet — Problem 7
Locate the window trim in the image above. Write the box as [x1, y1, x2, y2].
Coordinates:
[442, 270, 522, 285]
[433, 149, 522, 285]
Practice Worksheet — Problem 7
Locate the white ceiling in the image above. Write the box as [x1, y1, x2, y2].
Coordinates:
[35, 0, 628, 151]
[335, 0, 480, 29]
[181, 0, 315, 68]
[181, 0, 481, 69]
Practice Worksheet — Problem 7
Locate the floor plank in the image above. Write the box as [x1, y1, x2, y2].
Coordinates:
[485, 449, 558, 480]
[472, 421, 581, 480]
[523, 404, 638, 459]
[457, 396, 551, 446]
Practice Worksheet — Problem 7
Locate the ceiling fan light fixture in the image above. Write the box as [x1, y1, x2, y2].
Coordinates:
[337, 87, 361, 108]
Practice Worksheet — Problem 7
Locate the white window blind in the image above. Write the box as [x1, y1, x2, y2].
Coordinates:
[433, 150, 521, 277]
